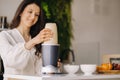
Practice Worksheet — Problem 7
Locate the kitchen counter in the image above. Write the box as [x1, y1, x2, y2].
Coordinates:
[4, 73, 120, 80]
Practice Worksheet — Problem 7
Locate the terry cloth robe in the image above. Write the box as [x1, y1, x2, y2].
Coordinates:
[0, 28, 42, 76]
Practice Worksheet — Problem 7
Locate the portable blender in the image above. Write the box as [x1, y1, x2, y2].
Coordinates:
[41, 23, 60, 74]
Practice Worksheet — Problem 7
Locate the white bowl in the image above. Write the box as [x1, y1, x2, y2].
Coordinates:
[64, 64, 79, 74]
[80, 64, 97, 75]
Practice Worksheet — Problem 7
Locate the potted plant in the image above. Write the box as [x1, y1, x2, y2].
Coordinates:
[41, 0, 73, 62]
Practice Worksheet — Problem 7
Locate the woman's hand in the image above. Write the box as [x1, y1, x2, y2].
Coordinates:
[33, 28, 53, 44]
[24, 28, 53, 50]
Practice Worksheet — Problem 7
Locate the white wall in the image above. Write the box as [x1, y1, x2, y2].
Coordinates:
[0, 0, 22, 23]
[71, 0, 120, 65]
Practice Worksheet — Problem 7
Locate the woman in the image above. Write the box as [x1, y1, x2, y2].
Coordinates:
[0, 0, 53, 76]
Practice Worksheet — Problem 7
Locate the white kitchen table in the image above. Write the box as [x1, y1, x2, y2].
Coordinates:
[4, 73, 120, 80]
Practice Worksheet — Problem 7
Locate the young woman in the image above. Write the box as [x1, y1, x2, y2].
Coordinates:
[0, 0, 53, 76]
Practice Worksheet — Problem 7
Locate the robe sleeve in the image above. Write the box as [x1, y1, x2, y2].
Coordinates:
[0, 31, 34, 70]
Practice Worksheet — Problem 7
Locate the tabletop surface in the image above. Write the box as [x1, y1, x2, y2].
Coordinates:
[4, 73, 120, 80]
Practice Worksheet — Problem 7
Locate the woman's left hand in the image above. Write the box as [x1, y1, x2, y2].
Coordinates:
[24, 28, 53, 50]
[33, 28, 53, 44]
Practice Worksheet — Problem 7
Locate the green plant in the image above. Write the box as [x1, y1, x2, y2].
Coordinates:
[41, 0, 73, 61]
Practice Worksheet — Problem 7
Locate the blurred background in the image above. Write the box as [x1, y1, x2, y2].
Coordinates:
[0, 0, 120, 66]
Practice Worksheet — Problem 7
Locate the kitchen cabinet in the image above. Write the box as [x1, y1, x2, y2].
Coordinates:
[4, 74, 120, 80]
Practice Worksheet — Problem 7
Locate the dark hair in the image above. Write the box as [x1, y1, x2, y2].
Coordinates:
[10, 0, 45, 56]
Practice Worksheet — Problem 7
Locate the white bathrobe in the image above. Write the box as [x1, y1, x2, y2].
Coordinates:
[0, 28, 42, 76]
